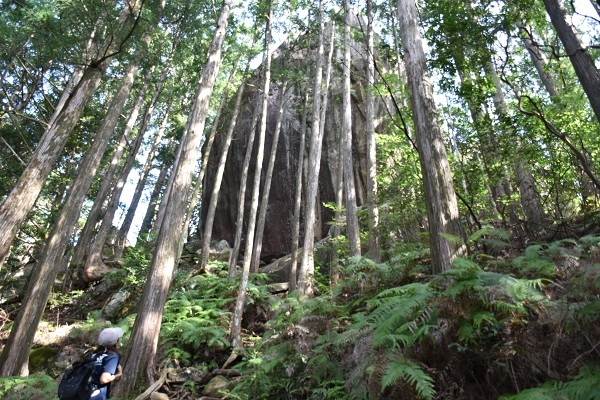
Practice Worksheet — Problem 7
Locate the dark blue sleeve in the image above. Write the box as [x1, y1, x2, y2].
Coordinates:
[102, 354, 120, 375]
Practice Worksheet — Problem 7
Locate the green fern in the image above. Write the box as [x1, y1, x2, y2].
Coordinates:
[367, 283, 435, 348]
[501, 365, 600, 400]
[468, 226, 510, 243]
[381, 357, 435, 400]
[0, 374, 58, 399]
[576, 299, 600, 321]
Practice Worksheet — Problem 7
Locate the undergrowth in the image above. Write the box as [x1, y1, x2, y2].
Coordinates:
[229, 232, 600, 400]
[3, 232, 600, 399]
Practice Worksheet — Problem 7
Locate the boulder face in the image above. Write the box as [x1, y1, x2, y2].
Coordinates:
[199, 19, 391, 262]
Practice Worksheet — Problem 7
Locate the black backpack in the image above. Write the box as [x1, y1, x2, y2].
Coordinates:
[57, 353, 100, 400]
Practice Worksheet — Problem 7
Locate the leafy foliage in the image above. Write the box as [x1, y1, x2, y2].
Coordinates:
[501, 365, 600, 400]
[160, 274, 235, 366]
[0, 374, 58, 400]
[381, 357, 435, 400]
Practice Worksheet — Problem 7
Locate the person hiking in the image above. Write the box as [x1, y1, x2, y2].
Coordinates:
[89, 327, 123, 400]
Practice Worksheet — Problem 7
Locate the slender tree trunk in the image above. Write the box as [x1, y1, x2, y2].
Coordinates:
[250, 81, 288, 272]
[201, 74, 248, 274]
[83, 64, 170, 279]
[516, 20, 599, 206]
[397, 0, 466, 274]
[365, 0, 380, 262]
[342, 0, 361, 257]
[488, 61, 550, 239]
[68, 67, 154, 272]
[517, 20, 559, 97]
[318, 22, 337, 284]
[231, 2, 273, 349]
[83, 101, 155, 280]
[138, 152, 171, 238]
[289, 91, 308, 292]
[193, 65, 239, 269]
[227, 87, 261, 280]
[543, 0, 600, 121]
[0, 58, 141, 377]
[114, 100, 173, 258]
[298, 0, 325, 296]
[116, 2, 231, 396]
[0, 2, 141, 268]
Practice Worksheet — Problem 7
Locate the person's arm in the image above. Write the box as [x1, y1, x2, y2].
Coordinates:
[99, 365, 122, 385]
[100, 365, 123, 385]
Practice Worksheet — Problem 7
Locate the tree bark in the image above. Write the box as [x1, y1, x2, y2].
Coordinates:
[397, 0, 466, 274]
[0, 58, 141, 377]
[200, 73, 247, 273]
[114, 100, 173, 258]
[250, 81, 288, 272]
[489, 61, 549, 239]
[517, 20, 559, 98]
[194, 65, 239, 269]
[542, 0, 600, 121]
[365, 0, 380, 262]
[227, 87, 261, 280]
[298, 0, 325, 296]
[67, 67, 154, 273]
[231, 1, 273, 349]
[0, 1, 141, 268]
[289, 91, 308, 292]
[83, 64, 170, 279]
[342, 0, 361, 258]
[138, 149, 172, 238]
[115, 1, 231, 396]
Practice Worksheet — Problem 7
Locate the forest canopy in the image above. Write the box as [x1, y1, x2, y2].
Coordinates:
[0, 0, 599, 398]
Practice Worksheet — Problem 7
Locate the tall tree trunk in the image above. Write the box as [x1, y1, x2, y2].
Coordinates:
[289, 91, 308, 292]
[251, 81, 288, 272]
[194, 65, 239, 269]
[0, 2, 141, 268]
[200, 73, 247, 274]
[114, 100, 173, 258]
[542, 0, 600, 121]
[517, 20, 559, 98]
[68, 67, 154, 273]
[115, 2, 231, 396]
[138, 150, 172, 238]
[0, 58, 141, 377]
[342, 0, 361, 257]
[397, 0, 466, 274]
[454, 64, 502, 219]
[83, 64, 170, 279]
[516, 20, 599, 208]
[488, 61, 550, 239]
[83, 102, 154, 280]
[227, 87, 261, 280]
[365, 0, 380, 262]
[231, 2, 273, 349]
[298, 0, 325, 296]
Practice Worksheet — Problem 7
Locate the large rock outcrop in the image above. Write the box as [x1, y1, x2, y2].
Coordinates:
[199, 18, 392, 262]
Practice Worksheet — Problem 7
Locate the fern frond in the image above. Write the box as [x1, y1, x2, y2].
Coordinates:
[368, 283, 434, 347]
[468, 226, 510, 243]
[381, 358, 435, 400]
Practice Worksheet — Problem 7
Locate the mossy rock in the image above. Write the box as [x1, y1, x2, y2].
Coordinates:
[29, 347, 59, 374]
[203, 375, 230, 397]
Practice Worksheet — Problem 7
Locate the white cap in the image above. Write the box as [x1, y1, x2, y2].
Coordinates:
[98, 327, 124, 347]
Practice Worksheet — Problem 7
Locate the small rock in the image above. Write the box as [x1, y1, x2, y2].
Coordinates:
[203, 375, 229, 397]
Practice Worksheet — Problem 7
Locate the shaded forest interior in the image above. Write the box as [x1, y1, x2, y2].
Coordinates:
[0, 0, 600, 399]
